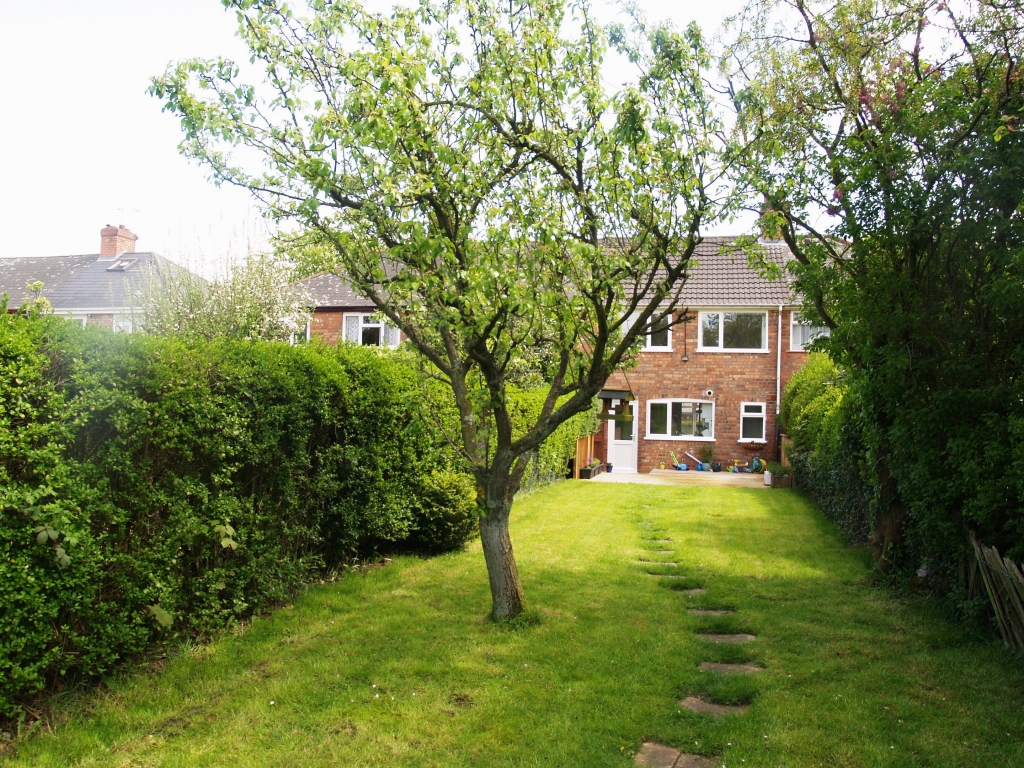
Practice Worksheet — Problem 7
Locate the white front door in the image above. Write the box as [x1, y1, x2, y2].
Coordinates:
[607, 400, 638, 473]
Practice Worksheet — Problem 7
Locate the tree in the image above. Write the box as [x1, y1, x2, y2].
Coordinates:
[151, 0, 738, 618]
[131, 251, 310, 342]
[726, 0, 1024, 577]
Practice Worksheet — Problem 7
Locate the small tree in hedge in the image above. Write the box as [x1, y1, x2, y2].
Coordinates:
[151, 0, 739, 618]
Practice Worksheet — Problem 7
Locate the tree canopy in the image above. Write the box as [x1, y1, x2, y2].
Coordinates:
[728, 0, 1024, 583]
[151, 0, 739, 617]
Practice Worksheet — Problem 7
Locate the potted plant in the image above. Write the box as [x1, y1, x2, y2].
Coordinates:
[765, 461, 794, 488]
[579, 457, 603, 480]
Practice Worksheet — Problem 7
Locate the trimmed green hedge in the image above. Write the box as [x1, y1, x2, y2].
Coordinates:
[780, 354, 873, 544]
[0, 309, 471, 716]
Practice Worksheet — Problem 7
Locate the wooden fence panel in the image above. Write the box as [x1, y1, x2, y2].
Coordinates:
[972, 532, 1024, 652]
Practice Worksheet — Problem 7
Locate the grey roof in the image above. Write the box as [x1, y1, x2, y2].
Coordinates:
[678, 238, 797, 306]
[290, 237, 798, 310]
[292, 272, 374, 309]
[0, 252, 177, 312]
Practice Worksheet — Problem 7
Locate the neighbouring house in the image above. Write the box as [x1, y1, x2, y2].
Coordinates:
[0, 225, 179, 331]
[594, 237, 828, 473]
[292, 272, 402, 347]
[293, 239, 827, 473]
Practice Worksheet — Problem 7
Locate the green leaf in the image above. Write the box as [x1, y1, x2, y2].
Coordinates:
[148, 605, 174, 628]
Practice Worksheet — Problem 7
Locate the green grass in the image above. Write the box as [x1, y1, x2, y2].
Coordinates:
[6, 483, 1024, 767]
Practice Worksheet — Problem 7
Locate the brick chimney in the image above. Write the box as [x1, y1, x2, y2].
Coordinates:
[100, 224, 138, 257]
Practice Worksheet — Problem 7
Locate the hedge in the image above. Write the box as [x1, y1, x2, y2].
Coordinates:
[0, 308, 473, 716]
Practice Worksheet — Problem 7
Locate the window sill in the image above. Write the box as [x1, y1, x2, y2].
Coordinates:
[645, 435, 715, 442]
[738, 439, 767, 445]
[696, 347, 770, 354]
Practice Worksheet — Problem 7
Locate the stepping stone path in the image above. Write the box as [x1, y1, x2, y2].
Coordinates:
[648, 550, 676, 555]
[679, 696, 750, 717]
[633, 520, 763, 765]
[700, 662, 762, 675]
[696, 633, 757, 644]
[634, 742, 720, 768]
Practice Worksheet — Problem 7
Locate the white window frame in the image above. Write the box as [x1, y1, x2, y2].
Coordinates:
[343, 312, 400, 349]
[697, 310, 770, 354]
[790, 312, 831, 351]
[739, 401, 768, 443]
[628, 312, 673, 352]
[644, 398, 715, 442]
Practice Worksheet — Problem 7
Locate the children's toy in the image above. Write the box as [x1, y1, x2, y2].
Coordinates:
[685, 451, 707, 471]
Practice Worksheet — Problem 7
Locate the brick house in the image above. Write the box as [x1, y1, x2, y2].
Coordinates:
[292, 272, 402, 348]
[0, 225, 182, 330]
[595, 237, 828, 474]
[294, 240, 827, 474]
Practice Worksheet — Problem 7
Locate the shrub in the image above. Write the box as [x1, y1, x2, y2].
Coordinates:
[780, 353, 873, 543]
[0, 311, 449, 717]
[406, 470, 479, 552]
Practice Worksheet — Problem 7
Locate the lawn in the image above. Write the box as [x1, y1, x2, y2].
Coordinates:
[6, 482, 1023, 767]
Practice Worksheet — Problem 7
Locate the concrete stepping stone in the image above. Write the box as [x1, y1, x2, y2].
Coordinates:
[634, 742, 720, 768]
[700, 661, 763, 675]
[644, 538, 672, 543]
[687, 609, 733, 616]
[638, 561, 678, 567]
[647, 549, 675, 554]
[696, 633, 756, 644]
[683, 588, 707, 595]
[679, 696, 750, 717]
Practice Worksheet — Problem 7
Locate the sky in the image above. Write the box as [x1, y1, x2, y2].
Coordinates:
[0, 0, 747, 274]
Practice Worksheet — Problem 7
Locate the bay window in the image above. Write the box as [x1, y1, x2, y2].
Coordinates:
[646, 399, 714, 440]
[698, 311, 768, 352]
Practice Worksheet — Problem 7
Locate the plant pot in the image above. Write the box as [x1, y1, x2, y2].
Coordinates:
[606, 463, 613, 473]
[771, 473, 793, 488]
[579, 464, 603, 480]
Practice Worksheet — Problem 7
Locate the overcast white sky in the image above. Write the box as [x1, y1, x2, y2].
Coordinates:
[0, 0, 746, 273]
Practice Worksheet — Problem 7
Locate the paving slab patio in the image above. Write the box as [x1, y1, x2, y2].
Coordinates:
[595, 469, 767, 488]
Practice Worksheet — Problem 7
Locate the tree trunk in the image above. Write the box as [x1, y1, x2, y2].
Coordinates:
[479, 508, 526, 620]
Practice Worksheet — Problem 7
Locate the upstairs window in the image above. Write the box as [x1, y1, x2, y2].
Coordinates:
[343, 312, 400, 348]
[739, 402, 767, 442]
[791, 314, 831, 351]
[646, 399, 714, 440]
[628, 312, 672, 351]
[699, 311, 768, 352]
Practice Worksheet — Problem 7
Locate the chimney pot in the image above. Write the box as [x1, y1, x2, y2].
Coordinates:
[100, 224, 138, 257]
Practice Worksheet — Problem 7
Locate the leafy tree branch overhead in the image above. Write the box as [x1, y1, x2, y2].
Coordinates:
[150, 0, 740, 619]
[726, 0, 1024, 580]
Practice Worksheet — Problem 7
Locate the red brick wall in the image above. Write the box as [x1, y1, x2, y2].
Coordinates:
[309, 309, 346, 345]
[601, 308, 810, 472]
[308, 309, 406, 347]
[86, 313, 114, 329]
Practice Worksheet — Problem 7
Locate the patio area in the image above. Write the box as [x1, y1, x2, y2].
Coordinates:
[591, 468, 769, 488]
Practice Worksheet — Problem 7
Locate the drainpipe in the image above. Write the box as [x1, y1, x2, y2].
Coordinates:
[776, 305, 783, 414]
[776, 305, 783, 462]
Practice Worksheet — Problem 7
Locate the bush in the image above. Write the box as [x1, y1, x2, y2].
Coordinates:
[780, 353, 873, 544]
[406, 470, 479, 552]
[0, 310, 458, 717]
